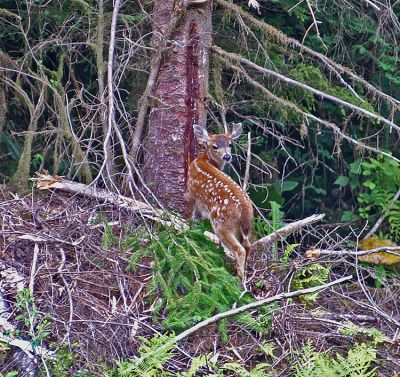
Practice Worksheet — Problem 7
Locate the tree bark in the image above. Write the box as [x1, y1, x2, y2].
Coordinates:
[143, 0, 213, 214]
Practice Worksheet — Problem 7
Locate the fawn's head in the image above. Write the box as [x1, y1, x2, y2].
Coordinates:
[193, 123, 243, 168]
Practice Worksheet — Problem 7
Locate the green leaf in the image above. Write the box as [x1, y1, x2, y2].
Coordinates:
[334, 176, 350, 187]
[273, 180, 299, 193]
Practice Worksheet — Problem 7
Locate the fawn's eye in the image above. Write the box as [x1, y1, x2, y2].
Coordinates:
[213, 145, 219, 150]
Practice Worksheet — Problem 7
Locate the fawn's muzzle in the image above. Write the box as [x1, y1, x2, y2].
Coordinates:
[223, 154, 232, 161]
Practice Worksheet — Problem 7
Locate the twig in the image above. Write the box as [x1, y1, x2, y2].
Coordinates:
[242, 132, 252, 191]
[29, 243, 39, 294]
[303, 0, 327, 49]
[364, 187, 400, 239]
[362, 0, 381, 10]
[58, 248, 74, 345]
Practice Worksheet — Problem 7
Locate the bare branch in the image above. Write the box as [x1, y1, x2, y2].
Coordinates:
[216, 0, 400, 108]
[252, 213, 326, 249]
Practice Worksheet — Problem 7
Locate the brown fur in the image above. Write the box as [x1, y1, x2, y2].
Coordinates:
[187, 130, 253, 283]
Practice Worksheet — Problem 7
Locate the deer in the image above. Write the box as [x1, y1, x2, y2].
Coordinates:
[187, 123, 254, 284]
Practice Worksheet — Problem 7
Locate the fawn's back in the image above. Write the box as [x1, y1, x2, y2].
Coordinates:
[187, 123, 253, 283]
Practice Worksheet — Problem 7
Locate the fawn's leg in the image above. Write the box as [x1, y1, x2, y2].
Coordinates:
[216, 229, 247, 284]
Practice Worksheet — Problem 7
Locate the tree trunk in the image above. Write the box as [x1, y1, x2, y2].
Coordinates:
[143, 0, 212, 215]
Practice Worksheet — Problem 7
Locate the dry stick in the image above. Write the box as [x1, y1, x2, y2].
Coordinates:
[59, 248, 74, 345]
[219, 58, 400, 164]
[242, 132, 252, 191]
[216, 0, 400, 107]
[138, 275, 352, 363]
[304, 0, 326, 49]
[28, 243, 39, 294]
[362, 0, 381, 10]
[364, 187, 400, 239]
[100, 0, 122, 189]
[97, 0, 116, 188]
[213, 45, 400, 134]
[130, 3, 188, 161]
[253, 213, 325, 249]
[308, 245, 400, 258]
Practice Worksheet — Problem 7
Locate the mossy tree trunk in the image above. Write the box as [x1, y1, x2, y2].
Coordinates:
[143, 0, 213, 215]
[10, 82, 45, 189]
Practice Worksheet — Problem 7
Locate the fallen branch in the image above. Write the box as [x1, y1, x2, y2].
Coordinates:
[137, 275, 352, 364]
[30, 172, 188, 231]
[306, 246, 400, 259]
[252, 213, 325, 250]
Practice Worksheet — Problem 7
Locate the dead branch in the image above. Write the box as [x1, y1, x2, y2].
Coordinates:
[252, 214, 326, 250]
[216, 0, 400, 108]
[212, 45, 400, 134]
[306, 245, 400, 259]
[30, 172, 188, 231]
[1, 262, 54, 376]
[217, 56, 400, 164]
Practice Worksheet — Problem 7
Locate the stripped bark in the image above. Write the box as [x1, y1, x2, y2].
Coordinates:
[142, 0, 213, 214]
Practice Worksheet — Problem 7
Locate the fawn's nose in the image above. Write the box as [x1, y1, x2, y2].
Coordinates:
[223, 154, 232, 162]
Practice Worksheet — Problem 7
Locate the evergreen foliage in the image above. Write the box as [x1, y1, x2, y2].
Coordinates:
[131, 222, 267, 335]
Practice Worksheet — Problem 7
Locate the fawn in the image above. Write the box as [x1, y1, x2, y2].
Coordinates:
[187, 123, 253, 283]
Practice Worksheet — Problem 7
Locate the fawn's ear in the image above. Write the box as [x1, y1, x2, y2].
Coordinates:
[230, 122, 243, 140]
[193, 124, 210, 143]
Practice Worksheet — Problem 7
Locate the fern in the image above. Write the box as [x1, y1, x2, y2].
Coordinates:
[110, 333, 176, 377]
[350, 156, 400, 242]
[294, 342, 377, 377]
[290, 263, 330, 303]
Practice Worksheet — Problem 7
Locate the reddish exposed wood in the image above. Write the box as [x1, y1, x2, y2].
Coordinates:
[143, 0, 212, 214]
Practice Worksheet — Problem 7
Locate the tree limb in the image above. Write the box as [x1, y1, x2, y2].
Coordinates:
[216, 0, 400, 108]
[216, 56, 400, 164]
[252, 213, 326, 250]
[213, 45, 400, 134]
[30, 173, 188, 231]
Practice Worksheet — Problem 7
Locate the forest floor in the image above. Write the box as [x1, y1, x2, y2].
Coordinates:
[1, 185, 399, 376]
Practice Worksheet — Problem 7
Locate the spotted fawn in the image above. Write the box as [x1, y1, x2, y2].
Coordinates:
[187, 123, 253, 283]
